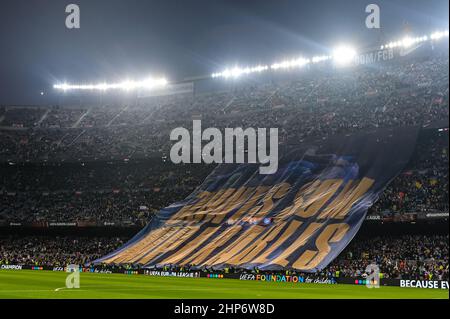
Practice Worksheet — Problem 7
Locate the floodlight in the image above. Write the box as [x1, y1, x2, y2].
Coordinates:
[312, 55, 331, 63]
[53, 77, 167, 92]
[96, 83, 108, 91]
[211, 65, 269, 79]
[431, 30, 449, 40]
[401, 37, 414, 48]
[332, 46, 357, 65]
[271, 57, 309, 70]
[120, 80, 135, 91]
[209, 30, 448, 80]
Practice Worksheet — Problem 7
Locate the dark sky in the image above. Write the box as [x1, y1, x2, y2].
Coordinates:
[0, 0, 448, 105]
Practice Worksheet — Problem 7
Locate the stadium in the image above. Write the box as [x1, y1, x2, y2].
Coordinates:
[0, 0, 449, 304]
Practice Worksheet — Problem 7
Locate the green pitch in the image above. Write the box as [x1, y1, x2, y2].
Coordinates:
[0, 270, 448, 299]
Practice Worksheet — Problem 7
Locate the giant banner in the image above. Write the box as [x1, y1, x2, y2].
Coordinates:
[95, 127, 418, 272]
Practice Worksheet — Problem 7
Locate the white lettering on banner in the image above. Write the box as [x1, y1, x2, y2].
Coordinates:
[144, 270, 200, 278]
[1, 264, 22, 270]
[400, 280, 449, 290]
[354, 49, 394, 66]
[307, 278, 336, 285]
[93, 269, 112, 274]
[49, 222, 77, 227]
[240, 274, 256, 281]
[239, 273, 336, 284]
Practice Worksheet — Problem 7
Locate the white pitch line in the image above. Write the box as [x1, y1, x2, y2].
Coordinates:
[54, 287, 89, 292]
[0, 289, 54, 293]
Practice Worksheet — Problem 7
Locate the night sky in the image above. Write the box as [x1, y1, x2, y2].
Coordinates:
[0, 0, 448, 105]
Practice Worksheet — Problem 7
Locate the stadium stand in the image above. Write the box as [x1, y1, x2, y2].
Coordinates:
[0, 233, 447, 280]
[0, 236, 127, 267]
[327, 234, 449, 281]
[0, 55, 448, 162]
[0, 162, 211, 225]
[0, 48, 448, 280]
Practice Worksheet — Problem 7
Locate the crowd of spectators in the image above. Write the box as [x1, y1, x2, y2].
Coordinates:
[0, 236, 126, 267]
[0, 39, 448, 286]
[369, 130, 449, 217]
[0, 162, 212, 225]
[325, 234, 449, 281]
[1, 130, 446, 224]
[0, 55, 448, 162]
[0, 234, 447, 281]
[156, 234, 449, 281]
[0, 161, 210, 192]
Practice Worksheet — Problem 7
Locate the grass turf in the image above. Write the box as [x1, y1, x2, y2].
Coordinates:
[0, 270, 448, 299]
